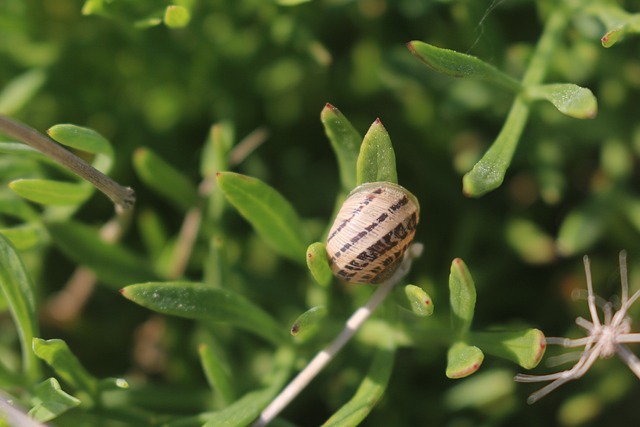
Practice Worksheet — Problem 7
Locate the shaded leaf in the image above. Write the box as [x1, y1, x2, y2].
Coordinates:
[32, 338, 98, 397]
[9, 179, 93, 206]
[449, 258, 476, 337]
[198, 343, 235, 405]
[444, 370, 515, 410]
[446, 342, 484, 379]
[471, 329, 546, 369]
[29, 378, 81, 422]
[404, 284, 434, 317]
[217, 172, 307, 264]
[306, 242, 332, 287]
[407, 41, 521, 91]
[47, 221, 157, 289]
[556, 204, 605, 256]
[201, 122, 234, 179]
[505, 218, 556, 265]
[356, 119, 397, 185]
[201, 347, 294, 427]
[0, 234, 39, 381]
[527, 84, 597, 119]
[121, 281, 287, 345]
[133, 148, 198, 212]
[321, 342, 396, 427]
[321, 103, 362, 192]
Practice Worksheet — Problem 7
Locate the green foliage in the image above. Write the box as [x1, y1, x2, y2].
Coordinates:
[2, 0, 640, 425]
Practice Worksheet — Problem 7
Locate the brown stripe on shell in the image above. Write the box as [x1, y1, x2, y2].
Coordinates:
[325, 182, 420, 284]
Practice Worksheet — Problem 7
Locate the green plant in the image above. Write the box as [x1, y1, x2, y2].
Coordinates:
[3, 0, 640, 426]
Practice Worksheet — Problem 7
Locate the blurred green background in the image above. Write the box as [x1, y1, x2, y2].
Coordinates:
[2, 0, 640, 425]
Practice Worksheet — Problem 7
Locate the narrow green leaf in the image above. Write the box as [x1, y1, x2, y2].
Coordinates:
[356, 119, 397, 185]
[121, 282, 287, 345]
[0, 69, 47, 115]
[321, 104, 362, 192]
[449, 258, 476, 337]
[470, 329, 546, 369]
[32, 338, 98, 397]
[29, 378, 81, 422]
[47, 124, 113, 157]
[446, 342, 484, 379]
[0, 234, 39, 381]
[0, 224, 48, 251]
[0, 142, 51, 163]
[133, 148, 198, 212]
[47, 221, 157, 289]
[407, 41, 521, 92]
[526, 84, 597, 119]
[217, 172, 307, 264]
[164, 5, 191, 28]
[198, 343, 235, 405]
[462, 99, 529, 197]
[306, 242, 332, 287]
[201, 347, 294, 427]
[321, 342, 396, 427]
[404, 284, 434, 317]
[291, 306, 327, 342]
[9, 179, 93, 206]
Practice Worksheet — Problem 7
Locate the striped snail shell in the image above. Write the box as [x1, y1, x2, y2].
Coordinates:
[325, 182, 420, 284]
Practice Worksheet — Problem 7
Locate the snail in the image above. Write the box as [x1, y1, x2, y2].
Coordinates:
[325, 182, 420, 284]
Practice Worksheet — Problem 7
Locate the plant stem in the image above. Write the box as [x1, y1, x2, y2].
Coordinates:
[0, 115, 135, 211]
[462, 6, 569, 197]
[252, 244, 422, 427]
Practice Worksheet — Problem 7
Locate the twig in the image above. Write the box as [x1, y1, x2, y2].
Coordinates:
[252, 243, 423, 427]
[0, 114, 135, 211]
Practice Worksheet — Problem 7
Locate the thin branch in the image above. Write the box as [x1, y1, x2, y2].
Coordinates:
[0, 114, 135, 211]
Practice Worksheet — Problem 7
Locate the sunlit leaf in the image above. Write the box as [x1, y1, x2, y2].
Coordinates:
[0, 69, 47, 115]
[121, 281, 287, 345]
[217, 172, 308, 264]
[356, 119, 397, 185]
[407, 41, 521, 91]
[527, 83, 597, 119]
[164, 5, 190, 28]
[9, 179, 93, 206]
[32, 338, 98, 397]
[0, 234, 39, 381]
[28, 378, 81, 422]
[449, 258, 476, 337]
[446, 342, 484, 379]
[306, 242, 332, 287]
[471, 329, 546, 369]
[321, 104, 362, 192]
[404, 284, 434, 317]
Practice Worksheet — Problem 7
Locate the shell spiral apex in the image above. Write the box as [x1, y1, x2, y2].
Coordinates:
[325, 182, 420, 284]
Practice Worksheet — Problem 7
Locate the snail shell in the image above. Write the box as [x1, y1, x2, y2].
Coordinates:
[325, 182, 420, 284]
